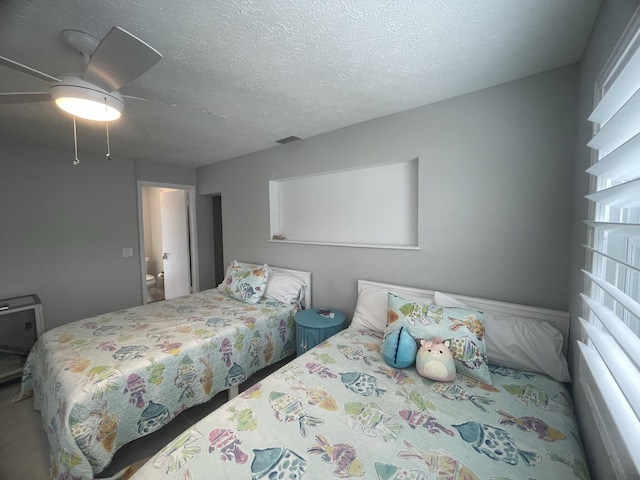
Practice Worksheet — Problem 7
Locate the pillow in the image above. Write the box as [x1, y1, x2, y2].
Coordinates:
[434, 291, 571, 382]
[351, 283, 434, 333]
[384, 293, 492, 384]
[264, 270, 305, 305]
[217, 261, 268, 293]
[217, 260, 253, 292]
[223, 261, 269, 304]
[434, 291, 467, 309]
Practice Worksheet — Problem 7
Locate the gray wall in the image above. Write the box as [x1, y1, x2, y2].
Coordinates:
[198, 65, 578, 318]
[569, 0, 639, 478]
[0, 142, 205, 330]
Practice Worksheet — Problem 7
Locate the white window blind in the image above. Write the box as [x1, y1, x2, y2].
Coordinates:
[583, 11, 640, 471]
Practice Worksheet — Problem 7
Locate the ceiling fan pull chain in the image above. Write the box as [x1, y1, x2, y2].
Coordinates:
[73, 116, 80, 165]
[105, 119, 112, 161]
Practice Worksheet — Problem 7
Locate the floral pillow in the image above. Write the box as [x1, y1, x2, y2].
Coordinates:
[384, 293, 491, 384]
[223, 261, 269, 304]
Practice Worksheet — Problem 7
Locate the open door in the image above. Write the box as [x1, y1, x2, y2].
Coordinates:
[160, 190, 191, 299]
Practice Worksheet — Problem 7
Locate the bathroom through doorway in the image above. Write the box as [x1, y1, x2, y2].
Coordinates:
[137, 182, 199, 304]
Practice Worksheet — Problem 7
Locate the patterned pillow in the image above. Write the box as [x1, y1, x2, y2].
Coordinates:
[223, 261, 269, 304]
[385, 293, 491, 384]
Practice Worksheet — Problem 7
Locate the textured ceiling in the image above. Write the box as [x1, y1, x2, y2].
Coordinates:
[0, 0, 601, 167]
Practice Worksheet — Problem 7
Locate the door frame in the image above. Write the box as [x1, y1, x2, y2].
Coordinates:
[137, 181, 200, 304]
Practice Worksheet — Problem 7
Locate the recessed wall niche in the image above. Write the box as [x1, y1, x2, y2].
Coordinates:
[269, 159, 419, 249]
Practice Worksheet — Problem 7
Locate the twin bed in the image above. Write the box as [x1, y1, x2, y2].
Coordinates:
[14, 262, 311, 480]
[125, 280, 590, 480]
[18, 271, 591, 480]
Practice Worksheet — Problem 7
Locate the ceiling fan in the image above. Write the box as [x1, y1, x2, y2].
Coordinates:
[0, 26, 220, 163]
[0, 26, 162, 120]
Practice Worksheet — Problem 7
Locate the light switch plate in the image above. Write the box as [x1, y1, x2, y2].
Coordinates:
[122, 248, 134, 258]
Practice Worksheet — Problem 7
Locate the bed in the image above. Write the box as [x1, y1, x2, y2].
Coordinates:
[125, 280, 590, 480]
[13, 261, 311, 480]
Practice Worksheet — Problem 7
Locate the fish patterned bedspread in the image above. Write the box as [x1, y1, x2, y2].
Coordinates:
[14, 289, 297, 480]
[128, 326, 590, 480]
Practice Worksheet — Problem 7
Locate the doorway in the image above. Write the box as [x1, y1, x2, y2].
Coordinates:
[212, 194, 224, 285]
[137, 182, 199, 304]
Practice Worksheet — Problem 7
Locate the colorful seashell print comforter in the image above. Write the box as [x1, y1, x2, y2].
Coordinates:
[128, 326, 590, 480]
[14, 289, 297, 480]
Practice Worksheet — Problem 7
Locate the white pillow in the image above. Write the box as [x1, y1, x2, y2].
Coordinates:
[434, 291, 571, 383]
[351, 283, 433, 333]
[264, 270, 305, 305]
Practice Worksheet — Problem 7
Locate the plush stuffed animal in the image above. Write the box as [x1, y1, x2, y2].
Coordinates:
[381, 326, 418, 368]
[415, 338, 456, 382]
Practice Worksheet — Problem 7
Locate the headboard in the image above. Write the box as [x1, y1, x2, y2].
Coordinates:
[357, 280, 571, 356]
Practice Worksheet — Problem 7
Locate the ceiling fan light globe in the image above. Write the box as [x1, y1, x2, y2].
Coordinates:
[54, 97, 122, 121]
[50, 75, 124, 122]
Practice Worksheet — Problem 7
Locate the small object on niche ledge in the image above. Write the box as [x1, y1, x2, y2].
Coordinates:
[272, 234, 286, 240]
[317, 308, 335, 319]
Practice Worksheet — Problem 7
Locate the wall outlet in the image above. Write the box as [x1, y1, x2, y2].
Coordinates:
[122, 248, 134, 257]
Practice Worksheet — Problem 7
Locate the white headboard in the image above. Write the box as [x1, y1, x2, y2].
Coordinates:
[357, 280, 571, 355]
[243, 263, 312, 310]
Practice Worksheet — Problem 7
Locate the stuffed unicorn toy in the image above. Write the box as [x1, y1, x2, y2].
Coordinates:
[415, 337, 456, 382]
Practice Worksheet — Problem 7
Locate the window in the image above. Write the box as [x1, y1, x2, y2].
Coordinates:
[582, 10, 640, 470]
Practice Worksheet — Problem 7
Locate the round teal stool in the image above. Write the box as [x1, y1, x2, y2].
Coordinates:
[294, 307, 346, 356]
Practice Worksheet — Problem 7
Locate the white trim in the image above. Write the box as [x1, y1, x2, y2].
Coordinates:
[592, 7, 640, 118]
[577, 346, 628, 479]
[267, 239, 421, 250]
[580, 318, 640, 419]
[578, 341, 640, 477]
[137, 181, 200, 304]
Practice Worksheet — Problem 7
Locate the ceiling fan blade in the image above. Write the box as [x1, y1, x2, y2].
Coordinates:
[74, 114, 150, 139]
[122, 95, 226, 139]
[83, 26, 162, 92]
[123, 95, 226, 122]
[0, 56, 61, 83]
[114, 115, 150, 138]
[0, 92, 51, 105]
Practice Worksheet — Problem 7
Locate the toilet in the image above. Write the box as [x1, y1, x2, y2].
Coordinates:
[145, 257, 156, 302]
[145, 257, 156, 287]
